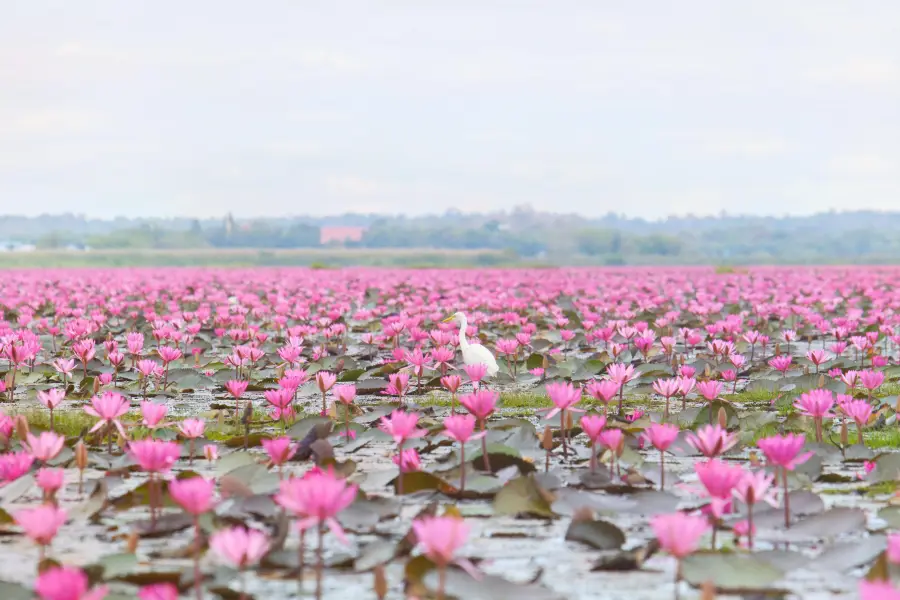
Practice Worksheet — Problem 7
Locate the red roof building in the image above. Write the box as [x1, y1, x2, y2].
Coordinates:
[319, 226, 366, 245]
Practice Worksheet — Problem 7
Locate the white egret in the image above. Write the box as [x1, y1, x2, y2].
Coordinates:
[442, 312, 500, 377]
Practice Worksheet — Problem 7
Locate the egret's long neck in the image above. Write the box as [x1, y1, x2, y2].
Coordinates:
[458, 315, 469, 351]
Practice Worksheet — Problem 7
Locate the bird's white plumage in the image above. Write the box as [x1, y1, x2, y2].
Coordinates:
[447, 311, 500, 377]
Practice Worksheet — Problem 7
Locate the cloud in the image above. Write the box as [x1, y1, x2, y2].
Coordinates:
[324, 176, 386, 196]
[828, 154, 896, 176]
[806, 60, 899, 86]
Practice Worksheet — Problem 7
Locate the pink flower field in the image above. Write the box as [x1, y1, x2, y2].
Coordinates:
[2, 266, 900, 599]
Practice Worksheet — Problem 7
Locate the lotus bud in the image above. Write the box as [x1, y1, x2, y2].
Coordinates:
[117, 432, 127, 451]
[700, 580, 716, 600]
[818, 374, 825, 388]
[93, 376, 101, 395]
[75, 440, 88, 470]
[204, 444, 219, 461]
[840, 420, 849, 446]
[572, 506, 594, 522]
[373, 565, 387, 600]
[774, 343, 781, 356]
[14, 415, 29, 442]
[541, 426, 553, 451]
[126, 531, 139, 554]
[717, 407, 727, 429]
[565, 411, 574, 431]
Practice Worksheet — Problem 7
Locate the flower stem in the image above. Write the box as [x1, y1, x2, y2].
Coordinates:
[397, 440, 404, 496]
[459, 443, 466, 494]
[747, 502, 755, 551]
[560, 411, 568, 459]
[315, 524, 324, 600]
[480, 420, 491, 472]
[659, 449, 665, 490]
[297, 529, 305, 595]
[437, 565, 447, 600]
[782, 467, 790, 528]
[193, 517, 202, 600]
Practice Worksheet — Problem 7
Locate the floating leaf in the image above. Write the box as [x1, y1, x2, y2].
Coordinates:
[0, 581, 32, 600]
[812, 535, 886, 572]
[779, 507, 867, 542]
[591, 539, 659, 572]
[394, 471, 453, 496]
[422, 568, 565, 600]
[493, 476, 556, 519]
[565, 518, 625, 550]
[219, 463, 279, 497]
[681, 552, 785, 590]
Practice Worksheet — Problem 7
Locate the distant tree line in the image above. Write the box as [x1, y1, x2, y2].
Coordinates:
[16, 208, 900, 265]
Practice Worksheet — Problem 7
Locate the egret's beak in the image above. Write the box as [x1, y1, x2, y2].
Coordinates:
[441, 316, 454, 323]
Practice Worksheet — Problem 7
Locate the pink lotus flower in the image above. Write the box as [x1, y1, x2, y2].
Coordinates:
[315, 370, 337, 392]
[84, 391, 130, 438]
[38, 389, 65, 410]
[412, 515, 479, 577]
[169, 476, 216, 515]
[209, 525, 270, 568]
[606, 363, 636, 386]
[888, 533, 900, 564]
[768, 355, 792, 374]
[262, 436, 298, 466]
[440, 374, 462, 393]
[733, 470, 779, 509]
[334, 384, 356, 404]
[128, 439, 181, 473]
[806, 349, 831, 367]
[859, 581, 900, 600]
[36, 467, 65, 495]
[793, 389, 834, 419]
[26, 431, 65, 462]
[652, 378, 680, 399]
[35, 566, 108, 600]
[138, 583, 178, 600]
[543, 382, 584, 419]
[843, 399, 874, 444]
[384, 372, 410, 397]
[392, 448, 421, 472]
[274, 467, 357, 543]
[464, 363, 488, 384]
[678, 365, 697, 378]
[696, 380, 723, 401]
[140, 401, 168, 428]
[643, 423, 679, 452]
[53, 358, 76, 377]
[442, 414, 485, 443]
[157, 346, 182, 364]
[178, 418, 205, 438]
[757, 433, 813, 470]
[597, 428, 624, 454]
[580, 414, 607, 442]
[860, 369, 886, 391]
[650, 512, 708, 559]
[0, 450, 35, 482]
[585, 379, 619, 410]
[694, 459, 744, 518]
[379, 410, 427, 445]
[225, 379, 249, 398]
[458, 389, 499, 421]
[15, 504, 67, 546]
[203, 444, 219, 462]
[686, 424, 737, 458]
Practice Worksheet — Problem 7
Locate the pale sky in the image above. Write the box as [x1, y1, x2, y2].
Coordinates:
[1, 1, 898, 219]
